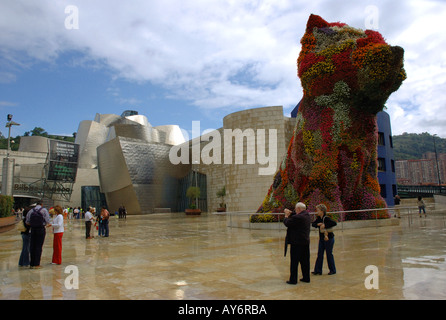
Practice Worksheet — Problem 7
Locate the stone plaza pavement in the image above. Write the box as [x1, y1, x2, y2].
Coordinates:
[0, 211, 445, 300]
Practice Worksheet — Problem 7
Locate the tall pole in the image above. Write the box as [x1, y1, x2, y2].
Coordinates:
[194, 160, 198, 209]
[7, 124, 11, 158]
[433, 134, 441, 187]
[3, 114, 20, 196]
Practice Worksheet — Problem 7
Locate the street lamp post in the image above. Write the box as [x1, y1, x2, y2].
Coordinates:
[2, 114, 20, 196]
[6, 114, 20, 158]
[193, 160, 199, 209]
[433, 134, 441, 187]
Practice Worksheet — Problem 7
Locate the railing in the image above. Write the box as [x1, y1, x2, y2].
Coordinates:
[397, 185, 446, 198]
[392, 204, 445, 227]
[219, 204, 445, 230]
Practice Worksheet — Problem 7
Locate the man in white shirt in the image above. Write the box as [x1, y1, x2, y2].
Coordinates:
[85, 207, 95, 239]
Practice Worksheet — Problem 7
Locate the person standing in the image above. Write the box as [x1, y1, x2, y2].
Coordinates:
[418, 196, 427, 218]
[51, 206, 64, 265]
[394, 195, 401, 218]
[283, 202, 311, 284]
[18, 207, 31, 267]
[74, 207, 80, 219]
[26, 200, 51, 269]
[85, 207, 95, 239]
[311, 204, 337, 276]
[118, 205, 123, 219]
[96, 210, 103, 237]
[101, 207, 110, 237]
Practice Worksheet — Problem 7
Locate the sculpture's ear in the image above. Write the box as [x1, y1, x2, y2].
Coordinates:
[306, 14, 329, 33]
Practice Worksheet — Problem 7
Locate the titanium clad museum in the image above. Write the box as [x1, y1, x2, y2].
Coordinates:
[0, 107, 397, 214]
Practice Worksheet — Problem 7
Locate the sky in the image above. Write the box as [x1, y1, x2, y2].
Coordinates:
[0, 0, 445, 140]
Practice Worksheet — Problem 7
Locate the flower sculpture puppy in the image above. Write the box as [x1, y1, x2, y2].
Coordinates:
[256, 14, 406, 220]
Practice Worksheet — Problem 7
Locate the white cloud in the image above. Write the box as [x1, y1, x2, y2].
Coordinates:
[384, 0, 446, 137]
[0, 101, 18, 107]
[1, 0, 446, 137]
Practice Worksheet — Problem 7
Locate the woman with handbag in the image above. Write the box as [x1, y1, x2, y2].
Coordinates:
[311, 204, 337, 275]
[18, 207, 31, 267]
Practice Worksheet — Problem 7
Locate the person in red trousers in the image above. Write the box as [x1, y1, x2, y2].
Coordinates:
[51, 206, 64, 265]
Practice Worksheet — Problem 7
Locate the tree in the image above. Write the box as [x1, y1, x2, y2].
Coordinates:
[186, 186, 200, 209]
[25, 127, 48, 137]
[216, 186, 226, 208]
[1, 126, 75, 151]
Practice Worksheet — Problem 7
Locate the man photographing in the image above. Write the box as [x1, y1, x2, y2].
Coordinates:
[283, 202, 311, 284]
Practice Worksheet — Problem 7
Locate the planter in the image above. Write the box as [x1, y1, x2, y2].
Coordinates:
[185, 209, 201, 215]
[0, 216, 18, 233]
[216, 207, 226, 212]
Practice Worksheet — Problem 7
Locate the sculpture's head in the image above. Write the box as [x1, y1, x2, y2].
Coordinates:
[297, 14, 406, 114]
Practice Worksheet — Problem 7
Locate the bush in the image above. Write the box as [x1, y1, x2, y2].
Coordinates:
[250, 213, 285, 223]
[0, 195, 14, 218]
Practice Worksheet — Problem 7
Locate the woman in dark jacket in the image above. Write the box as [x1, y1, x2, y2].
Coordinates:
[311, 204, 337, 275]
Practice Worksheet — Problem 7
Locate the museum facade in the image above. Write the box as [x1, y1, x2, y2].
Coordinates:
[0, 106, 397, 214]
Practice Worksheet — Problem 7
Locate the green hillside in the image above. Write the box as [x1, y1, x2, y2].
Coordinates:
[392, 132, 446, 160]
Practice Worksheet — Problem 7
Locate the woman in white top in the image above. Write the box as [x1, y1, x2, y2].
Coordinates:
[51, 206, 64, 265]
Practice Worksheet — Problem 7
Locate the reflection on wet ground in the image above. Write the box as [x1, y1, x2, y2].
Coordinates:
[1, 212, 445, 300]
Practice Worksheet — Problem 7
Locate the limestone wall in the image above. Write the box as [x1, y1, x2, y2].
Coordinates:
[195, 106, 295, 212]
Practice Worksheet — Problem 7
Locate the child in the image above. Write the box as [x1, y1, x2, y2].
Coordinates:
[417, 196, 427, 218]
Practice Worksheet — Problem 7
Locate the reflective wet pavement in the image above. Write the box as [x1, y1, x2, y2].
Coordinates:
[1, 212, 445, 300]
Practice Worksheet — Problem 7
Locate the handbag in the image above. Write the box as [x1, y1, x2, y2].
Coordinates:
[17, 220, 26, 233]
[322, 216, 336, 233]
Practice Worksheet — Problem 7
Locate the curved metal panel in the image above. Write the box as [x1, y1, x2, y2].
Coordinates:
[154, 125, 186, 145]
[97, 138, 132, 193]
[109, 123, 160, 143]
[75, 120, 108, 169]
[94, 113, 121, 127]
[125, 114, 151, 127]
[97, 136, 189, 214]
[104, 185, 142, 216]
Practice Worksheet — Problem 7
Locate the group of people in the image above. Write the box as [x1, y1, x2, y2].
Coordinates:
[283, 196, 432, 283]
[118, 205, 127, 219]
[84, 206, 110, 239]
[18, 202, 112, 269]
[18, 200, 63, 268]
[393, 195, 428, 218]
[65, 207, 83, 220]
[283, 202, 337, 284]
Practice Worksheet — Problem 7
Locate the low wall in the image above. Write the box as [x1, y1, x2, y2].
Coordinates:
[434, 194, 446, 206]
[0, 216, 19, 233]
[224, 212, 400, 230]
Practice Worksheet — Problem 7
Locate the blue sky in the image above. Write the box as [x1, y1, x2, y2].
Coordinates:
[1, 0, 446, 139]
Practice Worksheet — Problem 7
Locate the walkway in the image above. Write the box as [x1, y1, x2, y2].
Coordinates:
[0, 212, 445, 300]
